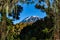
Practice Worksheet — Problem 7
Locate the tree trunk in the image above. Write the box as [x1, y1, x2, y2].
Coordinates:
[0, 11, 7, 40]
[54, 13, 60, 40]
[53, 0, 60, 40]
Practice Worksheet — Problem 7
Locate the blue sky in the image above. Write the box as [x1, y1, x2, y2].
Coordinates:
[0, 0, 54, 24]
[13, 0, 53, 24]
[20, 4, 47, 20]
[13, 4, 46, 24]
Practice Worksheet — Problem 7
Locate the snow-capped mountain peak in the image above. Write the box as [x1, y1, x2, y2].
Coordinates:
[21, 16, 40, 23]
[25, 16, 31, 20]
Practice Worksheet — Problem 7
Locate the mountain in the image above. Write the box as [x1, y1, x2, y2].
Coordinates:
[21, 16, 40, 23]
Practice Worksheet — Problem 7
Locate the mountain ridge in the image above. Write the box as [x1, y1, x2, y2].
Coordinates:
[21, 16, 40, 23]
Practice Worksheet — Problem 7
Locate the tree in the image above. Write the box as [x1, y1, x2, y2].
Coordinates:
[0, 0, 23, 40]
[35, 0, 60, 40]
[0, 0, 34, 40]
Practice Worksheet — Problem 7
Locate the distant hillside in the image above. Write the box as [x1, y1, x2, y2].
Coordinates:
[14, 16, 40, 31]
[20, 16, 54, 40]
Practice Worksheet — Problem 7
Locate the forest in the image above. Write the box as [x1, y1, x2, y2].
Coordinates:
[0, 0, 60, 40]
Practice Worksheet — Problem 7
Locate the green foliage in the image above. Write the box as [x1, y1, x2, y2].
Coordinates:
[42, 28, 49, 33]
[6, 33, 14, 40]
[6, 18, 13, 26]
[31, 37, 36, 40]
[6, 25, 20, 40]
[0, 16, 1, 22]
